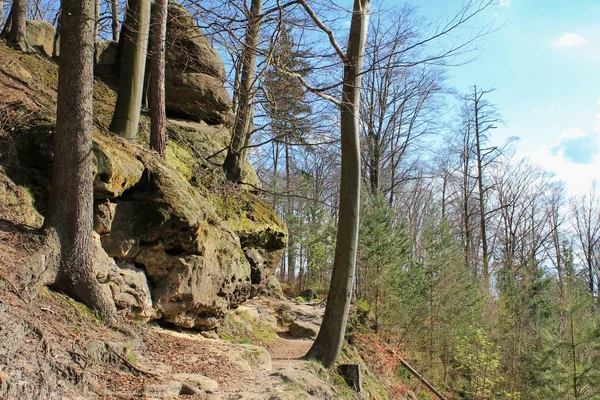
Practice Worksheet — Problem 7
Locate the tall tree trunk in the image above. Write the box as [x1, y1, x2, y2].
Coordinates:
[286, 139, 295, 283]
[109, 0, 151, 139]
[149, 0, 167, 156]
[7, 0, 29, 52]
[305, 0, 370, 368]
[474, 85, 489, 287]
[45, 0, 116, 321]
[94, 0, 100, 39]
[223, 0, 262, 183]
[111, 0, 119, 41]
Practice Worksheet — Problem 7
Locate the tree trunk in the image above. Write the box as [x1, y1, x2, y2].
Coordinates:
[109, 0, 151, 140]
[7, 0, 29, 52]
[1, 4, 11, 37]
[52, 10, 60, 58]
[45, 0, 116, 321]
[223, 0, 262, 183]
[305, 0, 370, 368]
[286, 139, 295, 283]
[111, 0, 119, 41]
[149, 0, 168, 157]
[473, 85, 489, 288]
[94, 0, 100, 39]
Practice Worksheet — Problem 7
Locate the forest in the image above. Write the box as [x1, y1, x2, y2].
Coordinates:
[1, 0, 600, 399]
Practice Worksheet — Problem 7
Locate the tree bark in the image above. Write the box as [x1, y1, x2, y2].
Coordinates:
[223, 0, 262, 183]
[7, 0, 29, 52]
[45, 0, 116, 321]
[149, 0, 168, 157]
[305, 0, 370, 368]
[0, 0, 4, 30]
[111, 0, 119, 41]
[109, 0, 151, 140]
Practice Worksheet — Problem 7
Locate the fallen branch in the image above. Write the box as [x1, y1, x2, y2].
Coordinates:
[384, 344, 447, 400]
[106, 344, 161, 377]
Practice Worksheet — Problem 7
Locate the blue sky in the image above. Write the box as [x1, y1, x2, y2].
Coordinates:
[409, 0, 600, 193]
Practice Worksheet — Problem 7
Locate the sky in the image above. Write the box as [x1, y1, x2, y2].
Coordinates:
[407, 0, 600, 194]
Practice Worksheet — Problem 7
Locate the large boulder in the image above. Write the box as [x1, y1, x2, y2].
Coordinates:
[95, 40, 118, 66]
[166, 2, 225, 79]
[26, 20, 57, 57]
[165, 70, 233, 125]
[164, 2, 233, 125]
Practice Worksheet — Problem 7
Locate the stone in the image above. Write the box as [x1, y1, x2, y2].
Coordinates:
[163, 2, 233, 125]
[111, 261, 155, 319]
[337, 364, 362, 392]
[166, 2, 226, 79]
[170, 373, 219, 392]
[165, 70, 233, 125]
[26, 20, 57, 57]
[95, 40, 118, 66]
[272, 368, 334, 399]
[143, 380, 182, 399]
[265, 275, 284, 299]
[92, 233, 155, 320]
[93, 135, 145, 199]
[93, 201, 117, 234]
[288, 320, 318, 339]
[297, 289, 318, 302]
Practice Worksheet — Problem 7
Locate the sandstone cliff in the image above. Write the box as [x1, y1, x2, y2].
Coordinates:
[0, 2, 286, 331]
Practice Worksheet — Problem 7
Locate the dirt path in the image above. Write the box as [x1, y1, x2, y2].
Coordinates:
[134, 297, 326, 399]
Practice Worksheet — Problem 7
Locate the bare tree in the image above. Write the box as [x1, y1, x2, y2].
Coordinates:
[45, 0, 116, 321]
[223, 0, 263, 182]
[111, 0, 119, 41]
[304, 0, 370, 368]
[149, 0, 168, 156]
[572, 183, 600, 299]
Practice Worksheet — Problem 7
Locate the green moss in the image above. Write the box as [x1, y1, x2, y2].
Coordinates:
[165, 140, 195, 181]
[218, 308, 277, 345]
[209, 189, 287, 250]
[127, 352, 137, 365]
[0, 168, 43, 227]
[68, 297, 100, 322]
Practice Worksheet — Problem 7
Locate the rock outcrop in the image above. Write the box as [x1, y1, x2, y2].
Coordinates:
[7, 124, 285, 329]
[164, 2, 233, 125]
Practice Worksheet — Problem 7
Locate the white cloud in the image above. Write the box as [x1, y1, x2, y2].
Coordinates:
[526, 145, 600, 194]
[559, 127, 586, 140]
[499, 0, 511, 6]
[553, 32, 588, 48]
[520, 100, 600, 194]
